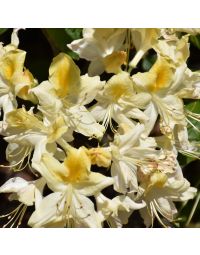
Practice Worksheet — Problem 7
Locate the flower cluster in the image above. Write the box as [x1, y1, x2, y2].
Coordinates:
[0, 28, 199, 228]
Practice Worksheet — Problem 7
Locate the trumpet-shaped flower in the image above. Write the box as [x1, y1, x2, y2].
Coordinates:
[67, 28, 127, 75]
[96, 193, 145, 227]
[132, 55, 187, 140]
[110, 123, 162, 194]
[90, 71, 150, 132]
[30, 53, 105, 139]
[29, 146, 113, 227]
[138, 168, 197, 227]
[1, 107, 70, 170]
[0, 30, 37, 119]
[0, 177, 45, 227]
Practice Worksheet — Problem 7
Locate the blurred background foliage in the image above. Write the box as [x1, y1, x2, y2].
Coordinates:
[0, 28, 199, 227]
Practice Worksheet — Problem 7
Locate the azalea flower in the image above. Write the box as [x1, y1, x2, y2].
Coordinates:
[30, 53, 105, 139]
[1, 107, 70, 170]
[67, 28, 127, 76]
[132, 55, 187, 141]
[110, 123, 162, 194]
[0, 177, 45, 227]
[0, 30, 37, 119]
[90, 71, 150, 132]
[96, 193, 145, 227]
[29, 146, 113, 227]
[68, 28, 162, 73]
[138, 169, 197, 227]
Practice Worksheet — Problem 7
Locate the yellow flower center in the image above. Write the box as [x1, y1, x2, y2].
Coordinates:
[111, 84, 127, 100]
[63, 148, 91, 184]
[138, 165, 167, 195]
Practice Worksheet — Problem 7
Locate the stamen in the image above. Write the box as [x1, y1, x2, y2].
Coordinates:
[154, 199, 173, 222]
[0, 203, 28, 228]
[151, 201, 168, 228]
[149, 202, 155, 227]
[0, 145, 33, 172]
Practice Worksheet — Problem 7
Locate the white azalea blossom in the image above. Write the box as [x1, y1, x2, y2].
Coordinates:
[29, 146, 113, 227]
[138, 171, 197, 227]
[67, 28, 127, 76]
[30, 53, 105, 139]
[96, 193, 145, 227]
[110, 123, 162, 194]
[0, 177, 45, 227]
[90, 71, 150, 132]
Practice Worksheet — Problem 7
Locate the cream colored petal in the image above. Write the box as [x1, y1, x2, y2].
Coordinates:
[90, 103, 108, 122]
[68, 105, 105, 138]
[32, 157, 67, 193]
[88, 60, 105, 76]
[139, 206, 153, 227]
[128, 92, 152, 109]
[132, 72, 157, 91]
[0, 49, 26, 82]
[111, 160, 138, 194]
[14, 69, 38, 103]
[114, 195, 146, 211]
[78, 74, 105, 105]
[117, 123, 145, 151]
[74, 172, 113, 196]
[41, 153, 67, 182]
[143, 102, 158, 137]
[155, 197, 177, 221]
[71, 191, 102, 227]
[49, 53, 80, 99]
[154, 35, 189, 66]
[0, 177, 41, 206]
[68, 37, 103, 61]
[11, 29, 20, 48]
[125, 108, 149, 122]
[0, 94, 16, 119]
[34, 178, 46, 209]
[105, 72, 134, 100]
[0, 177, 29, 193]
[28, 192, 64, 228]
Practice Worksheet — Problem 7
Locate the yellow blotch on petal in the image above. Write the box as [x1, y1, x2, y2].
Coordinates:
[49, 53, 80, 99]
[147, 57, 173, 93]
[63, 147, 91, 184]
[15, 69, 38, 103]
[105, 72, 134, 102]
[0, 50, 26, 83]
[103, 51, 127, 74]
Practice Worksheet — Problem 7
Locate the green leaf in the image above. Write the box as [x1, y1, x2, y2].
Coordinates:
[64, 28, 82, 41]
[141, 53, 157, 71]
[190, 35, 200, 50]
[0, 28, 8, 36]
[185, 100, 200, 142]
[43, 28, 82, 60]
